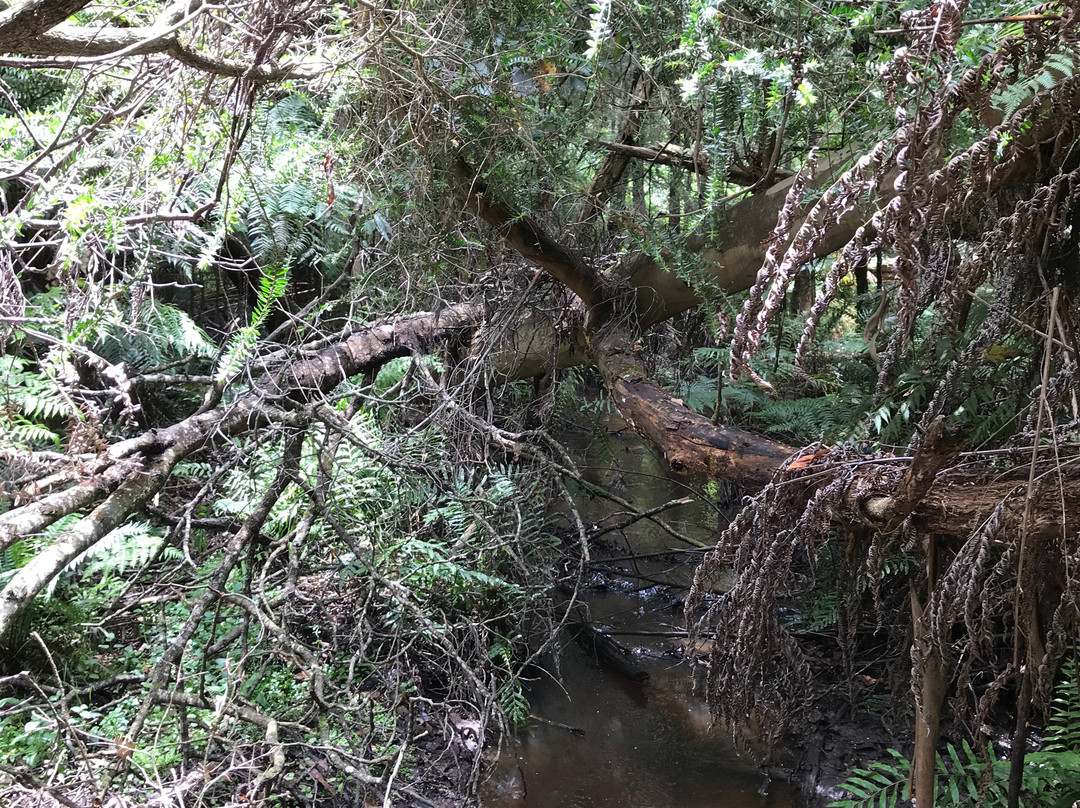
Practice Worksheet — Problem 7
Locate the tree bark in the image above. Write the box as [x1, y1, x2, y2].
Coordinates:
[0, 0, 91, 51]
[0, 1, 314, 80]
[452, 139, 1080, 543]
[0, 305, 483, 638]
[592, 332, 792, 488]
[911, 576, 947, 808]
[589, 321, 1080, 539]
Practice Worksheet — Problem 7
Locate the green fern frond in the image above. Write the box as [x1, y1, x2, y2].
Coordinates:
[96, 299, 217, 370]
[1046, 658, 1080, 752]
[828, 752, 909, 808]
[63, 521, 166, 583]
[0, 356, 73, 448]
[215, 265, 289, 383]
[993, 50, 1077, 121]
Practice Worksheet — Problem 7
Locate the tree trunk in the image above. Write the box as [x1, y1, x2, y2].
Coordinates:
[0, 304, 483, 638]
[588, 323, 1080, 539]
[910, 547, 947, 808]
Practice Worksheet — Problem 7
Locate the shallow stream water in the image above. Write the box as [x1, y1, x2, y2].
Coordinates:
[481, 412, 801, 808]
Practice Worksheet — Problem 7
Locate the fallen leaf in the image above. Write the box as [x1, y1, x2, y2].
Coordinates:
[786, 449, 829, 471]
[114, 736, 135, 760]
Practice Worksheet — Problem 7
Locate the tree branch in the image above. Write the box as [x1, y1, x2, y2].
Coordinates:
[591, 139, 793, 187]
[0, 305, 487, 637]
[450, 156, 611, 310]
[0, 1, 323, 80]
[0, 0, 91, 52]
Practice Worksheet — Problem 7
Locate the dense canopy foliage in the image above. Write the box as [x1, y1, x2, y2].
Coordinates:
[2, 0, 1080, 806]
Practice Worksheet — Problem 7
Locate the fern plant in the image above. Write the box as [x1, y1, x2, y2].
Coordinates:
[96, 299, 217, 370]
[215, 264, 289, 383]
[0, 517, 178, 597]
[828, 749, 911, 808]
[831, 690, 1080, 808]
[830, 742, 1009, 808]
[993, 51, 1078, 123]
[66, 521, 179, 583]
[0, 355, 77, 449]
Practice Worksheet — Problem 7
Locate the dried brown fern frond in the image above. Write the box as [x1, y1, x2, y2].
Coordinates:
[685, 448, 864, 749]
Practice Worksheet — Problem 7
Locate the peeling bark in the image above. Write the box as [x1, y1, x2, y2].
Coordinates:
[595, 356, 794, 488]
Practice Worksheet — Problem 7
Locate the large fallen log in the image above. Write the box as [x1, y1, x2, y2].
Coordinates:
[484, 148, 865, 379]
[591, 326, 1080, 541]
[0, 303, 483, 638]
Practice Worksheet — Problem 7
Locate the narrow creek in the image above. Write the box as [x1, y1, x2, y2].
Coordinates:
[482, 411, 802, 808]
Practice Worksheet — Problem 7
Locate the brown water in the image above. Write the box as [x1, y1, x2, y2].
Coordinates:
[481, 413, 800, 808]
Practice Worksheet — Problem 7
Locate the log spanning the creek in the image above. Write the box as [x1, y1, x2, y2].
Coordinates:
[591, 327, 1080, 542]
[572, 620, 651, 683]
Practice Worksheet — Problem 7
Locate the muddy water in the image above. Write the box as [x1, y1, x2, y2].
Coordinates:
[482, 413, 800, 808]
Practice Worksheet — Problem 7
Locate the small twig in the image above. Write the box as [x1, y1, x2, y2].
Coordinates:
[528, 714, 585, 735]
[382, 715, 410, 808]
[875, 14, 1060, 34]
[588, 496, 695, 540]
[1013, 285, 1059, 667]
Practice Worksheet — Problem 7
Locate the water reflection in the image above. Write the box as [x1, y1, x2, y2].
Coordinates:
[482, 413, 799, 808]
[485, 638, 797, 808]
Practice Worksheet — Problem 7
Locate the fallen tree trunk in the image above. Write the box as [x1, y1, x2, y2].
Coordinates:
[0, 303, 483, 638]
[590, 325, 1079, 541]
[5, 71, 1076, 638]
[485, 148, 867, 379]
